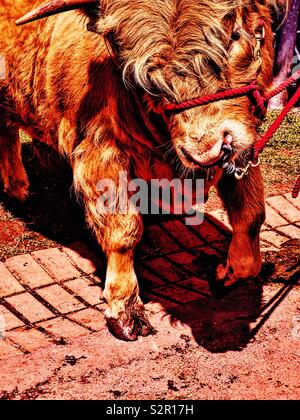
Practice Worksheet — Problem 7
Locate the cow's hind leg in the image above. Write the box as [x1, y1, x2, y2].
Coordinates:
[73, 144, 155, 341]
[217, 165, 266, 286]
[0, 128, 30, 201]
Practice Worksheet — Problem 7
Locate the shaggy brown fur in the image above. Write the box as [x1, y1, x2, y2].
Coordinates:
[0, 0, 286, 340]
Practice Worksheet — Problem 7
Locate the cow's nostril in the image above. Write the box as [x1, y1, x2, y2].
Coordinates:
[223, 131, 231, 138]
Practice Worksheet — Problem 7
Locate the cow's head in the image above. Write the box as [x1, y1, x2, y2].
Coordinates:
[17, 0, 287, 168]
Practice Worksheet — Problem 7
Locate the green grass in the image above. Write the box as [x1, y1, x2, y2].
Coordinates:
[259, 110, 300, 195]
[20, 130, 31, 144]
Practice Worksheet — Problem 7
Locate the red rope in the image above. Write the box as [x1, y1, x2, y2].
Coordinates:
[264, 69, 300, 101]
[251, 89, 267, 115]
[164, 70, 300, 197]
[254, 73, 300, 198]
[164, 70, 300, 114]
[254, 85, 300, 159]
[164, 83, 257, 112]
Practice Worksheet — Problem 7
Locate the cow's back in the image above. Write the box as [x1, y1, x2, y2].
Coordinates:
[0, 1, 54, 126]
[0, 1, 111, 148]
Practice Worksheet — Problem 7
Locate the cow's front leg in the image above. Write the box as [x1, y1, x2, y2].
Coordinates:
[217, 165, 266, 286]
[104, 243, 155, 341]
[73, 147, 155, 341]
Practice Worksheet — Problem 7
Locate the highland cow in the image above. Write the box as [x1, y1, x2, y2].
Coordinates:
[0, 0, 286, 340]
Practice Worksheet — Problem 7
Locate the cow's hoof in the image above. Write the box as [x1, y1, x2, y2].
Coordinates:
[216, 263, 240, 288]
[106, 304, 156, 341]
[216, 259, 260, 289]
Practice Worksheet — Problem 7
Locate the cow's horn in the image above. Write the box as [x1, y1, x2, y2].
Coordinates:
[16, 0, 98, 25]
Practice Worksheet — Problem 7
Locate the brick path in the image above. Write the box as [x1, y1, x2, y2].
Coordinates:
[0, 193, 299, 360]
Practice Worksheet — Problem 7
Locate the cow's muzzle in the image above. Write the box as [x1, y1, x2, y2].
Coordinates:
[178, 134, 233, 169]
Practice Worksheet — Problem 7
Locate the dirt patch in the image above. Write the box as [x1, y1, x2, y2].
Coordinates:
[0, 142, 90, 260]
[262, 239, 300, 283]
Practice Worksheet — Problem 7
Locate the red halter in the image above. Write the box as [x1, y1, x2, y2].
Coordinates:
[164, 69, 300, 198]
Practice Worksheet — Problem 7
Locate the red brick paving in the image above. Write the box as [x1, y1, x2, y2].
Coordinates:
[37, 317, 88, 339]
[162, 219, 206, 248]
[65, 278, 102, 306]
[0, 305, 24, 330]
[0, 193, 299, 358]
[32, 248, 81, 282]
[5, 254, 53, 288]
[265, 204, 289, 228]
[0, 263, 24, 297]
[63, 243, 100, 275]
[68, 308, 106, 332]
[277, 224, 300, 239]
[5, 293, 54, 324]
[260, 229, 291, 248]
[36, 284, 85, 314]
[0, 193, 299, 399]
[180, 277, 210, 294]
[267, 195, 299, 222]
[6, 328, 52, 353]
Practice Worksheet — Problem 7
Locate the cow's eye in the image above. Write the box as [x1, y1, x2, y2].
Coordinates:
[232, 31, 241, 41]
[207, 59, 222, 76]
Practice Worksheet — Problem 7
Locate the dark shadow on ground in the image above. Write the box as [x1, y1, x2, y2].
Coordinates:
[138, 237, 264, 353]
[141, 239, 299, 353]
[0, 142, 88, 245]
[162, 280, 263, 353]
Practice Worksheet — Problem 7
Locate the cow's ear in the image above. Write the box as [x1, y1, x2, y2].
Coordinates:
[258, 0, 288, 12]
[84, 1, 116, 35]
[87, 14, 116, 35]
